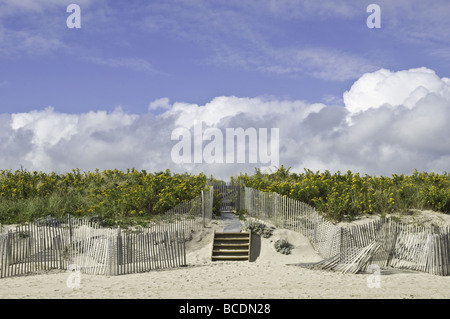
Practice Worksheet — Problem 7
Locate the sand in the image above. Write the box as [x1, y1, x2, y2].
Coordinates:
[0, 217, 449, 299]
[337, 209, 450, 228]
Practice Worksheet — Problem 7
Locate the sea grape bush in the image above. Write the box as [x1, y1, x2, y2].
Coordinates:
[239, 166, 450, 222]
[0, 168, 207, 225]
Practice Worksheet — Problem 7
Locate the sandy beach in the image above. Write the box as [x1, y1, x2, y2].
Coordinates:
[1, 216, 449, 299]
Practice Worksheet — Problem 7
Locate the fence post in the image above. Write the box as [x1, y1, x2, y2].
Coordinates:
[6, 231, 11, 270]
[274, 193, 278, 227]
[201, 190, 205, 228]
[66, 214, 73, 267]
[68, 214, 73, 244]
[117, 226, 123, 271]
[314, 209, 318, 246]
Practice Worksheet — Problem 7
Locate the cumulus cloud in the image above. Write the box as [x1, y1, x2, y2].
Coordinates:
[343, 67, 450, 113]
[4, 107, 142, 172]
[2, 67, 450, 179]
[161, 96, 324, 127]
[332, 67, 450, 173]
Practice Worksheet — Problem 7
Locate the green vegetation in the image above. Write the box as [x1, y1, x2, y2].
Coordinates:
[239, 166, 450, 222]
[0, 168, 207, 226]
[241, 220, 274, 238]
[234, 209, 248, 221]
[274, 239, 293, 255]
[212, 189, 223, 217]
[2, 165, 449, 227]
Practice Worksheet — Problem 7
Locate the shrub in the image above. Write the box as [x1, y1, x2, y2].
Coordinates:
[0, 168, 208, 225]
[235, 209, 247, 221]
[274, 239, 293, 255]
[241, 220, 274, 238]
[212, 189, 222, 216]
[237, 167, 450, 222]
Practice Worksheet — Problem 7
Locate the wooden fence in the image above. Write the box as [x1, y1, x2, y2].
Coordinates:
[244, 187, 450, 276]
[146, 188, 213, 233]
[212, 181, 243, 212]
[0, 187, 213, 279]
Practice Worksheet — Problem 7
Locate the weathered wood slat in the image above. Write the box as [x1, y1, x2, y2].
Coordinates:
[0, 186, 210, 279]
[244, 186, 450, 276]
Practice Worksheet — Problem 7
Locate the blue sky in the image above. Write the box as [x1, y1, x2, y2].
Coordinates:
[2, 0, 449, 114]
[1, 0, 450, 178]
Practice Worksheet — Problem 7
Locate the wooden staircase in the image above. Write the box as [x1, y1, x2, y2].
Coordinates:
[211, 232, 251, 261]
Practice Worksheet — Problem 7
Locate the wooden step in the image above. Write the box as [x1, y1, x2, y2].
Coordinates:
[213, 239, 249, 242]
[211, 231, 251, 262]
[214, 243, 249, 248]
[211, 256, 249, 261]
[212, 250, 249, 254]
[214, 232, 249, 237]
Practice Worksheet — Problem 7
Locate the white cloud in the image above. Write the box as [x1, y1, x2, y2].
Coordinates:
[11, 107, 78, 146]
[6, 107, 140, 172]
[149, 97, 171, 111]
[343, 67, 450, 113]
[160, 96, 325, 127]
[2, 67, 450, 179]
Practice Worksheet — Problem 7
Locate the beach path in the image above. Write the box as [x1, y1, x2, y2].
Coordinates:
[221, 212, 242, 232]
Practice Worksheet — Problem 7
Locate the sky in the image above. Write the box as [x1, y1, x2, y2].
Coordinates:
[1, 0, 450, 180]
